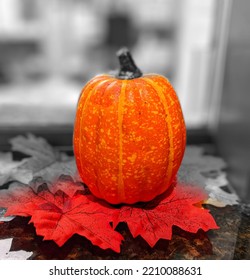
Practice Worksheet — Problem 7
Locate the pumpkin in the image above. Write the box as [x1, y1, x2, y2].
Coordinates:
[73, 48, 186, 204]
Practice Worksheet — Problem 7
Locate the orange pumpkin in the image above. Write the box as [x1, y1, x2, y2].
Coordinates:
[73, 48, 186, 204]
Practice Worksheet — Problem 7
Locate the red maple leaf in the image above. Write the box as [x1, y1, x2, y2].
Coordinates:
[0, 176, 123, 252]
[112, 183, 219, 247]
[0, 176, 218, 252]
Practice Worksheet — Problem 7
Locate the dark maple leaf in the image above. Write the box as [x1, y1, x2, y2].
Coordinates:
[0, 176, 123, 252]
[0, 134, 79, 186]
[9, 133, 60, 173]
[0, 151, 33, 186]
[112, 183, 219, 247]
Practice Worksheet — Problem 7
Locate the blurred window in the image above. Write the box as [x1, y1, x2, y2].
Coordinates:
[0, 0, 231, 129]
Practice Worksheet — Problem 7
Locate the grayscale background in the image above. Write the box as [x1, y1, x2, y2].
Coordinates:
[0, 0, 249, 202]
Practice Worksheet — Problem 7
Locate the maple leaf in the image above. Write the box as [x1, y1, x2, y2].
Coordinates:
[0, 134, 79, 186]
[178, 146, 239, 207]
[9, 133, 60, 172]
[204, 172, 239, 207]
[34, 158, 80, 182]
[0, 176, 123, 252]
[113, 183, 219, 247]
[0, 176, 219, 251]
[0, 152, 33, 186]
[181, 146, 227, 170]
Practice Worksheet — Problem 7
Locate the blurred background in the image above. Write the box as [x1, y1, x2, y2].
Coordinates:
[0, 0, 249, 201]
[0, 0, 228, 127]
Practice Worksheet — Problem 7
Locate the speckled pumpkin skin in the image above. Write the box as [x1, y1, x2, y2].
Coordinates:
[73, 74, 186, 204]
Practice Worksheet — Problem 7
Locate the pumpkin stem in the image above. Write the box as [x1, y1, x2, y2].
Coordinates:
[116, 47, 142, 79]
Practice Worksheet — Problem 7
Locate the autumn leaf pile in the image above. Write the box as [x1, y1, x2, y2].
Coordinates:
[0, 134, 238, 252]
